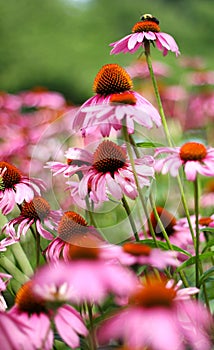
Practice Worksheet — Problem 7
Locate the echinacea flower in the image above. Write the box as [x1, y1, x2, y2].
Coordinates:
[45, 210, 105, 262]
[47, 140, 154, 203]
[155, 142, 214, 181]
[0, 161, 46, 215]
[148, 207, 196, 261]
[72, 63, 161, 137]
[2, 196, 61, 240]
[34, 243, 138, 304]
[9, 280, 88, 350]
[201, 180, 214, 208]
[0, 273, 12, 311]
[110, 14, 180, 57]
[97, 277, 213, 350]
[100, 241, 179, 269]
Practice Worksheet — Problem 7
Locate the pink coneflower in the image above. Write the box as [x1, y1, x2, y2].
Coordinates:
[148, 207, 195, 260]
[2, 196, 61, 240]
[110, 14, 180, 57]
[97, 277, 213, 350]
[155, 142, 214, 181]
[9, 280, 88, 349]
[72, 63, 161, 137]
[34, 243, 138, 304]
[47, 140, 154, 203]
[0, 161, 46, 215]
[45, 211, 105, 262]
[0, 273, 12, 311]
[20, 87, 66, 109]
[100, 241, 179, 269]
[201, 180, 214, 208]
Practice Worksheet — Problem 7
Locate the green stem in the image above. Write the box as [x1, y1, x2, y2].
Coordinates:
[86, 302, 97, 350]
[194, 176, 200, 290]
[121, 196, 139, 242]
[35, 230, 40, 267]
[11, 243, 34, 277]
[144, 44, 196, 246]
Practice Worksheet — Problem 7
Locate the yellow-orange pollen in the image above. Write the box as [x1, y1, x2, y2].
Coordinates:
[93, 64, 133, 95]
[110, 91, 137, 105]
[0, 161, 22, 188]
[199, 217, 213, 227]
[21, 197, 51, 221]
[129, 279, 176, 308]
[15, 281, 46, 314]
[93, 140, 127, 175]
[58, 211, 88, 242]
[132, 20, 160, 33]
[150, 207, 176, 237]
[123, 242, 151, 256]
[179, 142, 207, 162]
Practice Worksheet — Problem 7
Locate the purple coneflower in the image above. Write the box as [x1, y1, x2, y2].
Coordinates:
[155, 142, 214, 181]
[97, 277, 213, 350]
[110, 14, 180, 57]
[47, 140, 154, 203]
[9, 280, 88, 349]
[0, 161, 46, 215]
[72, 63, 161, 137]
[2, 196, 61, 240]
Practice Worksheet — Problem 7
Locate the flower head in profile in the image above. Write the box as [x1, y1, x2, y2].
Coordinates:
[9, 280, 88, 350]
[72, 63, 161, 137]
[97, 276, 213, 350]
[45, 210, 105, 262]
[48, 140, 154, 203]
[155, 142, 214, 181]
[34, 241, 138, 304]
[0, 161, 46, 215]
[110, 14, 180, 57]
[2, 196, 62, 240]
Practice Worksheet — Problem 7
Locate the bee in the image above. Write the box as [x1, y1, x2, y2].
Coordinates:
[140, 13, 159, 25]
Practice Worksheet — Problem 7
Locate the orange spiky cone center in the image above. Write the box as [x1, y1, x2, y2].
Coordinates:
[179, 142, 207, 162]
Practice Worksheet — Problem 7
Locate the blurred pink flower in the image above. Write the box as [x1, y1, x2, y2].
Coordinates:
[0, 161, 46, 215]
[0, 273, 12, 311]
[72, 63, 161, 137]
[9, 280, 88, 349]
[155, 142, 214, 181]
[47, 140, 154, 203]
[2, 196, 61, 240]
[110, 14, 180, 57]
[97, 277, 213, 350]
[201, 180, 214, 208]
[34, 246, 138, 304]
[126, 59, 171, 79]
[100, 241, 179, 269]
[20, 87, 66, 109]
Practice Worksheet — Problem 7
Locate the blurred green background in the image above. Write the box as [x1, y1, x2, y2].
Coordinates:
[0, 0, 213, 104]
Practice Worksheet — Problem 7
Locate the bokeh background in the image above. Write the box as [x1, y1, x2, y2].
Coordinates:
[0, 0, 213, 104]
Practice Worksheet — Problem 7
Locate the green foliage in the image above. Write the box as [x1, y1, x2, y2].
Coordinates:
[0, 0, 213, 103]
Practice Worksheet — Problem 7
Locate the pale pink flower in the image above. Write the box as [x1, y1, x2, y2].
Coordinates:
[34, 248, 138, 304]
[0, 161, 46, 215]
[110, 14, 180, 57]
[201, 180, 214, 208]
[126, 59, 171, 79]
[97, 277, 213, 350]
[72, 63, 161, 137]
[20, 87, 66, 109]
[47, 140, 154, 203]
[155, 142, 214, 181]
[100, 241, 179, 269]
[2, 196, 61, 240]
[0, 273, 12, 311]
[9, 280, 88, 349]
[0, 311, 39, 350]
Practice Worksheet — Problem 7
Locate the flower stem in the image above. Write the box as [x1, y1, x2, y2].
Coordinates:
[86, 302, 97, 350]
[121, 196, 139, 242]
[194, 176, 200, 290]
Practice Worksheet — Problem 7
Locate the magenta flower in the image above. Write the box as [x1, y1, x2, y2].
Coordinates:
[2, 196, 61, 240]
[34, 245, 138, 304]
[110, 14, 180, 57]
[72, 63, 161, 137]
[100, 241, 179, 269]
[0, 161, 46, 215]
[155, 142, 214, 181]
[97, 277, 213, 350]
[45, 210, 106, 262]
[9, 280, 88, 349]
[47, 140, 154, 203]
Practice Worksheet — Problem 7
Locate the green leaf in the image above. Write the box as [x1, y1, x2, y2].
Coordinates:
[176, 251, 214, 272]
[199, 266, 214, 286]
[200, 227, 214, 232]
[202, 238, 214, 253]
[136, 142, 164, 148]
